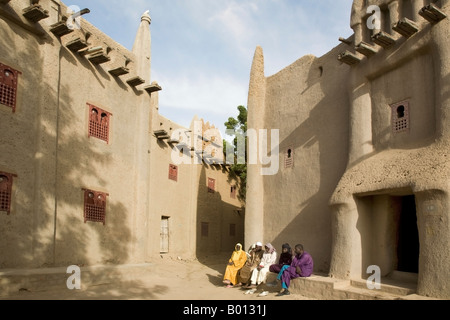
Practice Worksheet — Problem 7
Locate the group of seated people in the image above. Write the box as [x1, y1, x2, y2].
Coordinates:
[223, 242, 314, 296]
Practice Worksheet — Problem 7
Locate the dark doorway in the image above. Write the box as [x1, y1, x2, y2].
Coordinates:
[396, 195, 419, 273]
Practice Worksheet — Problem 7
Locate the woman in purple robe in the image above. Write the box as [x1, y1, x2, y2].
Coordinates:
[275, 244, 314, 296]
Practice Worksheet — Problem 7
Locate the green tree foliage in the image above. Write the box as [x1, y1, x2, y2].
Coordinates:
[224, 105, 247, 206]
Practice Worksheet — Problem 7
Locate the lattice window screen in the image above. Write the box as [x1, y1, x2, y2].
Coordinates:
[391, 101, 410, 134]
[0, 63, 20, 112]
[88, 103, 112, 143]
[0, 172, 16, 215]
[208, 178, 215, 193]
[285, 147, 294, 169]
[83, 189, 109, 225]
[169, 164, 178, 182]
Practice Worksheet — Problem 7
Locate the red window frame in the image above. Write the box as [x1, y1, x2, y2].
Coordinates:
[87, 103, 112, 143]
[0, 63, 21, 113]
[230, 185, 237, 199]
[169, 164, 178, 182]
[208, 178, 215, 193]
[0, 171, 16, 215]
[83, 188, 109, 225]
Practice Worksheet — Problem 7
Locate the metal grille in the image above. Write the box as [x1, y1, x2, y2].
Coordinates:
[84, 204, 106, 224]
[0, 63, 20, 112]
[391, 101, 410, 134]
[0, 172, 15, 215]
[0, 188, 11, 213]
[88, 104, 111, 143]
[83, 189, 108, 225]
[0, 83, 16, 109]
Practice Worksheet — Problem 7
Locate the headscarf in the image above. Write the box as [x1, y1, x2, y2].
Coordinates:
[265, 243, 275, 253]
[282, 243, 292, 255]
[231, 243, 244, 261]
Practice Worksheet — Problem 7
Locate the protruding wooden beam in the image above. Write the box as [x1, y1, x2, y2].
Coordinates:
[108, 66, 130, 77]
[371, 31, 396, 49]
[50, 20, 74, 37]
[65, 38, 89, 52]
[126, 76, 145, 87]
[144, 82, 162, 94]
[339, 37, 353, 45]
[22, 4, 49, 23]
[154, 130, 170, 140]
[392, 18, 419, 38]
[86, 47, 111, 65]
[338, 51, 361, 65]
[355, 41, 378, 57]
[419, 4, 447, 24]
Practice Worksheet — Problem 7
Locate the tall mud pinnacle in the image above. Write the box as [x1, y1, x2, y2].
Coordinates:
[132, 10, 152, 84]
[245, 46, 266, 250]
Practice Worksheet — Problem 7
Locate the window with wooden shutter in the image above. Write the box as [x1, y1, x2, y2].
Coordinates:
[0, 63, 20, 113]
[83, 189, 108, 225]
[87, 103, 112, 143]
[230, 185, 237, 199]
[208, 178, 215, 193]
[0, 172, 16, 215]
[169, 164, 178, 182]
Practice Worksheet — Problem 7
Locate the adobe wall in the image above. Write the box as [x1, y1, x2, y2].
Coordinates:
[260, 46, 351, 273]
[0, 0, 153, 268]
[0, 1, 56, 268]
[196, 162, 244, 254]
[0, 0, 241, 269]
[148, 114, 198, 259]
[148, 114, 244, 258]
[329, 0, 450, 298]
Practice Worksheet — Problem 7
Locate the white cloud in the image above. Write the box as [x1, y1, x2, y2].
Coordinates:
[154, 70, 248, 117]
[70, 0, 355, 136]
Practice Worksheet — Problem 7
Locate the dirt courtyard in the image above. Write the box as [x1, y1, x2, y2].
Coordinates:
[0, 253, 315, 301]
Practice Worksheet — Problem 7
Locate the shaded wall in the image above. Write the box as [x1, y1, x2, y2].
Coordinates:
[259, 45, 351, 273]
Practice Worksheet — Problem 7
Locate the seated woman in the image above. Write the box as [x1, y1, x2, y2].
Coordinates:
[269, 243, 293, 274]
[223, 243, 247, 288]
[267, 243, 293, 287]
[245, 243, 277, 289]
[235, 242, 264, 287]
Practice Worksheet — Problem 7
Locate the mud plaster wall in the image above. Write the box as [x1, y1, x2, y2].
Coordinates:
[261, 45, 350, 273]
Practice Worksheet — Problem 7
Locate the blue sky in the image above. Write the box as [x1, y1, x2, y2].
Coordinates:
[70, 0, 354, 137]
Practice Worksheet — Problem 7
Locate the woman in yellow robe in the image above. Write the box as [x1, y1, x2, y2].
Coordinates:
[223, 243, 247, 287]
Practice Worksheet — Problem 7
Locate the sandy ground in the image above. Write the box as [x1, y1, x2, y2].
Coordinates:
[0, 253, 316, 301]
